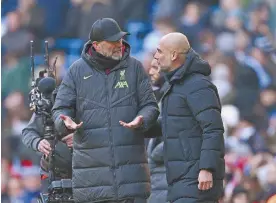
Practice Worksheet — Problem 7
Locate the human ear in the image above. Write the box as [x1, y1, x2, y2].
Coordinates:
[171, 51, 177, 61]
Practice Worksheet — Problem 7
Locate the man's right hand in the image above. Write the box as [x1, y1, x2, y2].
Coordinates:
[60, 114, 83, 130]
[38, 139, 51, 156]
[62, 133, 74, 148]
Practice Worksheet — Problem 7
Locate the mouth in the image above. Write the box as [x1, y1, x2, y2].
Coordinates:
[114, 49, 122, 54]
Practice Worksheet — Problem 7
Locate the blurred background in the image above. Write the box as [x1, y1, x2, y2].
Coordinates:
[1, 0, 276, 202]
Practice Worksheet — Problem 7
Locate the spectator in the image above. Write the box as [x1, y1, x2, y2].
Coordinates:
[142, 17, 177, 74]
[62, 0, 116, 40]
[6, 177, 25, 203]
[2, 11, 33, 57]
[230, 185, 250, 203]
[179, 2, 207, 51]
[18, 0, 46, 39]
[20, 164, 41, 202]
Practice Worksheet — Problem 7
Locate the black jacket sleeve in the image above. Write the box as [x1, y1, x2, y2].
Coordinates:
[143, 117, 162, 138]
[136, 61, 160, 131]
[185, 79, 225, 173]
[22, 113, 44, 152]
[52, 68, 77, 137]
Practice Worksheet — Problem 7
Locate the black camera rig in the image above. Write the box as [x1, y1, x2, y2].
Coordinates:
[29, 41, 74, 203]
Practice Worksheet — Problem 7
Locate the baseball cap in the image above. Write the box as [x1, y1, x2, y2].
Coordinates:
[89, 18, 129, 42]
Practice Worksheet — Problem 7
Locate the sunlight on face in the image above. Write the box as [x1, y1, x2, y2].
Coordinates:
[154, 42, 172, 72]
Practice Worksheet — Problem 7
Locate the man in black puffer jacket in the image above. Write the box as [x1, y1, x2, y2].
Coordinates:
[52, 18, 159, 203]
[151, 32, 225, 203]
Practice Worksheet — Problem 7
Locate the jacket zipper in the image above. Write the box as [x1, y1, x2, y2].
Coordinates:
[161, 84, 172, 186]
[105, 74, 118, 199]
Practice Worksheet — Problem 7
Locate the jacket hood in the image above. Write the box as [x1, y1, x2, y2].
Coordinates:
[170, 48, 211, 82]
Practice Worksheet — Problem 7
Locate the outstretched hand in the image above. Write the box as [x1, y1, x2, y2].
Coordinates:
[119, 115, 143, 129]
[60, 114, 83, 130]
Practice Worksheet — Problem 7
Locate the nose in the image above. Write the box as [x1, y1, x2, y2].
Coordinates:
[153, 52, 158, 59]
[149, 67, 156, 75]
[117, 39, 123, 46]
[112, 39, 122, 47]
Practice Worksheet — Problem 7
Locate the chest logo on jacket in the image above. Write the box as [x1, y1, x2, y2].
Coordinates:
[115, 70, 128, 89]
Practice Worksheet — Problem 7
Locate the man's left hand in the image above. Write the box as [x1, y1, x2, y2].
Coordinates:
[198, 169, 213, 191]
[62, 133, 74, 148]
[119, 115, 143, 129]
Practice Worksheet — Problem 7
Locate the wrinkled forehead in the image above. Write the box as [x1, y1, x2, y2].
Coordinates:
[157, 39, 172, 53]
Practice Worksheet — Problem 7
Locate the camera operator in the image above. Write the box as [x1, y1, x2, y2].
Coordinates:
[22, 86, 73, 193]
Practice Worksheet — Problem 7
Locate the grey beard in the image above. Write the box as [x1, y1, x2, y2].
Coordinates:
[111, 55, 122, 60]
[100, 51, 121, 61]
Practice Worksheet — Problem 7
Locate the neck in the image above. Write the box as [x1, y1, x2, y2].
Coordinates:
[168, 58, 186, 72]
[90, 47, 120, 70]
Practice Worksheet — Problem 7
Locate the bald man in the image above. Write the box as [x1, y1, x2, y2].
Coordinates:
[152, 32, 225, 203]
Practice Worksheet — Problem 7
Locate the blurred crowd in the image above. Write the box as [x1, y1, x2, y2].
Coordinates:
[2, 0, 276, 202]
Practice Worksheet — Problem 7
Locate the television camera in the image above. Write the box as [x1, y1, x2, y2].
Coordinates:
[29, 41, 74, 203]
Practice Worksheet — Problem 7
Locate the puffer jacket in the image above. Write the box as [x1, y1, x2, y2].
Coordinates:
[52, 41, 159, 203]
[146, 48, 225, 203]
[147, 137, 168, 203]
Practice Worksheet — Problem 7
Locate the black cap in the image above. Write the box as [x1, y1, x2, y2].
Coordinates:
[89, 18, 129, 42]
